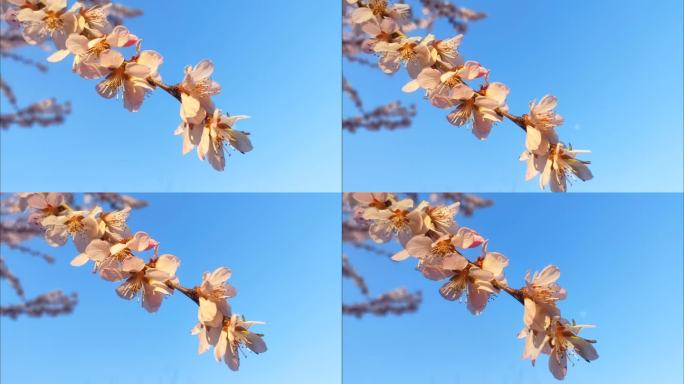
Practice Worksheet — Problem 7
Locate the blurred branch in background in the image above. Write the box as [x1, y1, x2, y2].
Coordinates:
[343, 254, 369, 295]
[0, 289, 78, 319]
[343, 252, 421, 318]
[0, 193, 147, 319]
[343, 287, 422, 318]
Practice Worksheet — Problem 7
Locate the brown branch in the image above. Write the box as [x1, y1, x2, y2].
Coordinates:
[343, 288, 422, 318]
[147, 77, 182, 102]
[0, 256, 25, 298]
[0, 290, 77, 319]
[165, 279, 200, 305]
[342, 255, 369, 295]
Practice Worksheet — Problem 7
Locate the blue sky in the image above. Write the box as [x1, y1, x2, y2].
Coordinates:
[1, 193, 341, 384]
[344, 193, 684, 383]
[343, 0, 684, 192]
[0, 0, 340, 192]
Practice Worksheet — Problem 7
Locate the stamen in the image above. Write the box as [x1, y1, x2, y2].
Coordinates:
[369, 0, 387, 15]
[389, 209, 408, 231]
[43, 12, 62, 31]
[430, 239, 454, 257]
[398, 43, 415, 61]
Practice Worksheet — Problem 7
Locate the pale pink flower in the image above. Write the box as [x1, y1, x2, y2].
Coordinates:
[374, 35, 434, 77]
[429, 35, 464, 67]
[191, 321, 222, 354]
[197, 267, 236, 327]
[349, 192, 395, 220]
[523, 265, 567, 304]
[40, 207, 102, 252]
[518, 325, 550, 364]
[417, 237, 506, 315]
[435, 266, 489, 314]
[214, 314, 267, 371]
[75, 2, 112, 37]
[402, 64, 505, 139]
[546, 319, 598, 379]
[520, 265, 566, 332]
[362, 198, 424, 245]
[361, 17, 398, 52]
[95, 48, 163, 112]
[392, 234, 469, 274]
[115, 253, 181, 313]
[350, 192, 392, 210]
[462, 244, 509, 314]
[53, 26, 138, 77]
[15, 0, 80, 49]
[393, 226, 483, 275]
[174, 119, 204, 156]
[519, 149, 548, 183]
[524, 95, 563, 153]
[401, 66, 474, 105]
[71, 231, 157, 280]
[445, 82, 508, 140]
[175, 110, 252, 171]
[440, 60, 489, 84]
[179, 59, 221, 124]
[99, 207, 131, 241]
[199, 110, 252, 171]
[519, 317, 598, 379]
[470, 82, 509, 139]
[412, 200, 460, 234]
[360, 196, 410, 220]
[2, 0, 41, 27]
[350, 3, 376, 24]
[540, 144, 593, 192]
[350, 0, 410, 24]
[26, 192, 64, 224]
[522, 144, 593, 192]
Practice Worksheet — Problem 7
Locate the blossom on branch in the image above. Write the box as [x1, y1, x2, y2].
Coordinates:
[345, 0, 593, 191]
[19, 192, 266, 372]
[4, 0, 252, 171]
[15, 0, 79, 48]
[521, 143, 593, 192]
[115, 253, 180, 313]
[197, 266, 236, 327]
[352, 192, 598, 379]
[215, 314, 267, 371]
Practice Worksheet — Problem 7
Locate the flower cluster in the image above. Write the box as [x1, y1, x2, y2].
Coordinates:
[349, 192, 598, 380]
[346, 0, 593, 192]
[2, 0, 252, 171]
[21, 192, 266, 372]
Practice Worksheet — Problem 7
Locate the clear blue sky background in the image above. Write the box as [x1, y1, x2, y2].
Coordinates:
[344, 193, 684, 383]
[1, 193, 341, 383]
[343, 0, 684, 192]
[0, 0, 340, 192]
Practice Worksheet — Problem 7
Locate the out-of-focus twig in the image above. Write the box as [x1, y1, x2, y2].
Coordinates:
[0, 256, 24, 298]
[343, 101, 416, 133]
[343, 288, 422, 318]
[342, 254, 369, 295]
[0, 290, 78, 319]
